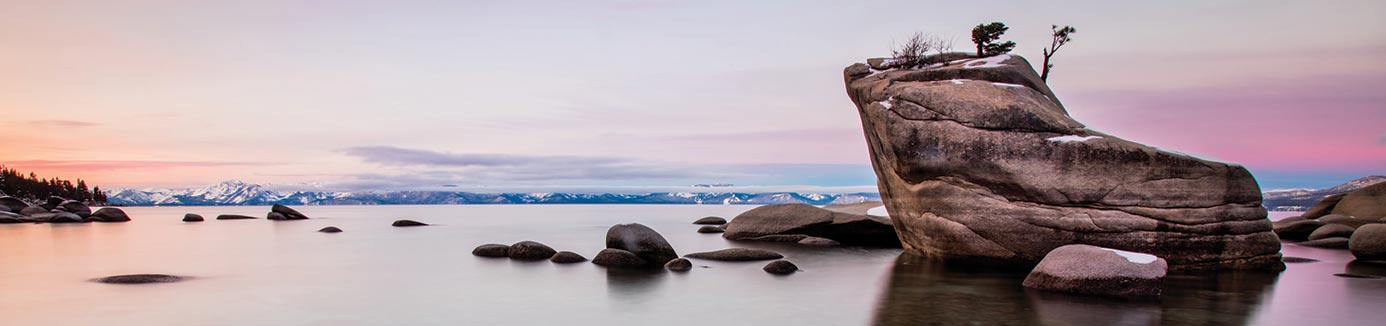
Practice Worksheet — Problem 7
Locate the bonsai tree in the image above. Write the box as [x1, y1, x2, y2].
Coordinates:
[892, 32, 954, 67]
[1040, 25, 1077, 81]
[970, 22, 1016, 56]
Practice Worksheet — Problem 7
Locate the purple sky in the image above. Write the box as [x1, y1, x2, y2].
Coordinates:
[0, 0, 1382, 192]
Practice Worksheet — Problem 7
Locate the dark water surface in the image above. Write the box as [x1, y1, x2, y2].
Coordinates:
[1, 207, 1382, 325]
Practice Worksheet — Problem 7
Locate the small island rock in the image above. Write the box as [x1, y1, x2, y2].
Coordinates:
[94, 274, 185, 284]
[318, 226, 343, 233]
[697, 225, 725, 234]
[89, 207, 131, 222]
[665, 258, 693, 271]
[606, 223, 678, 266]
[183, 213, 205, 222]
[216, 214, 257, 220]
[268, 204, 309, 220]
[58, 200, 92, 218]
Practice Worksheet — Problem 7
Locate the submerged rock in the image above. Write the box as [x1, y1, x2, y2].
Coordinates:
[723, 204, 899, 247]
[1350, 225, 1386, 261]
[592, 248, 648, 268]
[693, 216, 727, 225]
[472, 244, 510, 258]
[183, 213, 205, 222]
[216, 214, 257, 220]
[697, 226, 725, 234]
[763, 260, 799, 275]
[268, 204, 309, 220]
[89, 207, 130, 222]
[1282, 256, 1319, 263]
[508, 241, 557, 260]
[318, 226, 343, 233]
[606, 223, 677, 266]
[846, 54, 1281, 271]
[550, 251, 588, 264]
[1022, 244, 1167, 297]
[391, 219, 428, 227]
[94, 274, 185, 284]
[685, 248, 784, 261]
[665, 258, 692, 272]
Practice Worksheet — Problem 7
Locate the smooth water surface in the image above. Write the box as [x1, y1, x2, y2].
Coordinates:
[1, 207, 1383, 325]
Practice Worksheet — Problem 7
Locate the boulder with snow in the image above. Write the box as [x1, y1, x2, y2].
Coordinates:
[845, 53, 1282, 271]
[1023, 244, 1167, 297]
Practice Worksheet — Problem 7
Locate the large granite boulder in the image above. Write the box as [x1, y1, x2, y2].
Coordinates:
[1331, 182, 1386, 219]
[0, 196, 27, 212]
[605, 223, 677, 266]
[845, 53, 1282, 271]
[267, 204, 309, 220]
[1022, 244, 1167, 296]
[89, 207, 130, 222]
[58, 200, 92, 218]
[722, 203, 900, 247]
[1303, 194, 1345, 219]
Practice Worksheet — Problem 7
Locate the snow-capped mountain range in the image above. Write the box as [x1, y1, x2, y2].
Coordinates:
[107, 180, 881, 206]
[1262, 175, 1385, 211]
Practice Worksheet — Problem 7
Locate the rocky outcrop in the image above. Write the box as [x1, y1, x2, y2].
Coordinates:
[685, 248, 784, 261]
[1022, 244, 1167, 296]
[605, 223, 677, 266]
[1330, 182, 1386, 219]
[845, 53, 1281, 271]
[723, 204, 900, 247]
[0, 196, 27, 212]
[267, 204, 309, 220]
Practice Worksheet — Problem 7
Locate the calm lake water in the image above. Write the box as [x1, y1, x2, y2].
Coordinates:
[1, 206, 1382, 325]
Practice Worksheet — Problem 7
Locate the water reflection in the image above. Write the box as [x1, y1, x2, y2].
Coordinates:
[604, 267, 668, 304]
[872, 253, 1279, 326]
[1345, 260, 1386, 277]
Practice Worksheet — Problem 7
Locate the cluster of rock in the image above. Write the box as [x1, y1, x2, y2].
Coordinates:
[844, 53, 1282, 271]
[720, 203, 899, 247]
[1272, 182, 1386, 261]
[471, 222, 801, 275]
[0, 195, 130, 224]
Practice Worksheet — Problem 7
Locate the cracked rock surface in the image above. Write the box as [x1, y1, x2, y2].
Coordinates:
[844, 54, 1282, 271]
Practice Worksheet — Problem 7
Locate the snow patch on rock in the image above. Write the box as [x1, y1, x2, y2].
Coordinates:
[1101, 248, 1158, 264]
[1046, 135, 1102, 143]
[962, 54, 1011, 69]
[866, 205, 889, 217]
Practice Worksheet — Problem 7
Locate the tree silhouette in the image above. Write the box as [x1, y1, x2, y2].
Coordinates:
[971, 22, 1016, 56]
[1041, 25, 1077, 82]
[0, 165, 107, 204]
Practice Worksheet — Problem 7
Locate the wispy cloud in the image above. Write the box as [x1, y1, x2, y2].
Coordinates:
[2, 160, 272, 171]
[340, 146, 719, 182]
[27, 120, 101, 127]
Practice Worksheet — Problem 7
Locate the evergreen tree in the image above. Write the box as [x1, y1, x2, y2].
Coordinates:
[0, 165, 106, 203]
[971, 22, 1016, 56]
[1040, 25, 1077, 82]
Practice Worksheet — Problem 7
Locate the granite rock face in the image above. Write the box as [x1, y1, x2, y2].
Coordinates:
[845, 53, 1282, 271]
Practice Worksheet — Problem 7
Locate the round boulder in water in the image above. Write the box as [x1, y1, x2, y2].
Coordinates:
[508, 241, 557, 260]
[1350, 224, 1386, 261]
[697, 226, 725, 234]
[763, 260, 799, 275]
[89, 207, 131, 222]
[606, 223, 678, 266]
[318, 226, 343, 233]
[550, 251, 588, 264]
[1023, 244, 1167, 297]
[183, 213, 205, 222]
[665, 258, 693, 272]
[391, 219, 428, 227]
[592, 248, 648, 268]
[692, 216, 727, 225]
[472, 244, 510, 258]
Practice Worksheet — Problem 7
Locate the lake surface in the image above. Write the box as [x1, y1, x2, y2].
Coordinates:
[1, 207, 1382, 325]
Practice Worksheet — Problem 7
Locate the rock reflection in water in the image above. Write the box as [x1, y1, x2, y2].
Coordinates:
[872, 253, 1279, 326]
[604, 267, 668, 304]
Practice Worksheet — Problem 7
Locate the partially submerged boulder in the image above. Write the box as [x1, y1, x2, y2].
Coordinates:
[216, 214, 257, 220]
[1022, 244, 1167, 297]
[763, 260, 799, 275]
[846, 54, 1282, 270]
[685, 248, 784, 261]
[605, 223, 677, 266]
[89, 207, 130, 222]
[1308, 224, 1355, 241]
[508, 241, 557, 260]
[1297, 237, 1350, 249]
[93, 274, 185, 284]
[1273, 219, 1325, 241]
[268, 204, 309, 220]
[696, 226, 725, 234]
[183, 213, 205, 222]
[592, 248, 648, 268]
[1350, 225, 1386, 261]
[665, 258, 693, 271]
[550, 251, 587, 264]
[472, 244, 510, 258]
[391, 219, 428, 227]
[723, 204, 900, 247]
[692, 216, 727, 225]
[318, 226, 343, 233]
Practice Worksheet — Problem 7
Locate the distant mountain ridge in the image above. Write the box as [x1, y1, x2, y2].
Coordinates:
[1262, 175, 1386, 211]
[107, 180, 881, 206]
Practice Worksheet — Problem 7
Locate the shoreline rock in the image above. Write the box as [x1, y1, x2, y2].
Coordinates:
[1022, 244, 1167, 297]
[723, 203, 900, 247]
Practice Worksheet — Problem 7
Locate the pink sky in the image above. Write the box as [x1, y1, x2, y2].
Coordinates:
[1, 0, 1382, 191]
